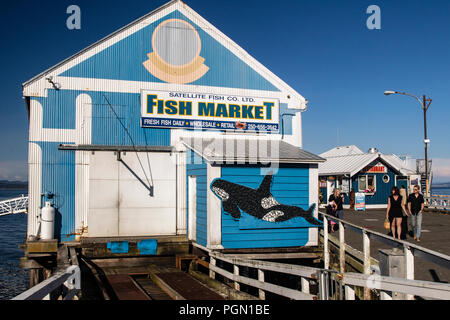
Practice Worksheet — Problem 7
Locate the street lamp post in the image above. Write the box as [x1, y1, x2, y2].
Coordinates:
[384, 91, 432, 197]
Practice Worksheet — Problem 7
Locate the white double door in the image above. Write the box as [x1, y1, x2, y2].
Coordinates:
[88, 151, 177, 237]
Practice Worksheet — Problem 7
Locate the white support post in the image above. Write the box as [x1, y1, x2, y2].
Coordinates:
[301, 277, 310, 295]
[234, 265, 240, 291]
[363, 231, 371, 300]
[404, 245, 415, 300]
[209, 257, 216, 280]
[339, 221, 345, 274]
[323, 216, 329, 269]
[345, 285, 355, 300]
[380, 291, 393, 300]
[258, 269, 265, 300]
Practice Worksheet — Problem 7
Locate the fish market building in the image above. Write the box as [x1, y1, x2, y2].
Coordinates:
[318, 146, 419, 209]
[22, 0, 325, 254]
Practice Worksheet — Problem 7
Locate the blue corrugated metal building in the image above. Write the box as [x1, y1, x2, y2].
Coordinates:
[23, 0, 325, 250]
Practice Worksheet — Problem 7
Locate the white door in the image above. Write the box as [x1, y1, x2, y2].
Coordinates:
[88, 151, 177, 237]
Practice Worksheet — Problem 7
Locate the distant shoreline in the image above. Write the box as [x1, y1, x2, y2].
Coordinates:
[0, 187, 27, 191]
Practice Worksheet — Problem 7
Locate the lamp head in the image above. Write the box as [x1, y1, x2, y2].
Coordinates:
[384, 91, 397, 96]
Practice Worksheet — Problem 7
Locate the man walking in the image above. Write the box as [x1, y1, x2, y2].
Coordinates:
[400, 186, 408, 239]
[408, 185, 425, 242]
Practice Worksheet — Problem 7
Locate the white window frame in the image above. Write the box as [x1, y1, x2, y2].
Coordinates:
[358, 174, 377, 194]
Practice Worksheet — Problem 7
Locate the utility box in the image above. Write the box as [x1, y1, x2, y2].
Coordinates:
[379, 248, 406, 300]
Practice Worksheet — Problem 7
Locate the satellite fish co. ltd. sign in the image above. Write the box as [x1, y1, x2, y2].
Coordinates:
[140, 90, 279, 132]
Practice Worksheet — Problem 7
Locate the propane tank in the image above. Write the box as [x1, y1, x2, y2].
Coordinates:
[41, 202, 55, 240]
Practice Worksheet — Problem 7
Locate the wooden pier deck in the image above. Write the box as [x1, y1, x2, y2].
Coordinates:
[83, 256, 226, 300]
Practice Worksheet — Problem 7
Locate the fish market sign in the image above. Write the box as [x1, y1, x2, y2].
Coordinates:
[141, 90, 279, 132]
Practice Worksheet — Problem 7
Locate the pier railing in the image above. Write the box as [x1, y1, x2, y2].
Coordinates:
[0, 195, 28, 216]
[319, 210, 450, 300]
[208, 251, 329, 300]
[196, 209, 450, 301]
[11, 265, 80, 300]
[425, 195, 450, 211]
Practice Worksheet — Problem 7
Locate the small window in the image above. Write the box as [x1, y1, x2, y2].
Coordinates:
[358, 175, 376, 193]
[382, 174, 390, 183]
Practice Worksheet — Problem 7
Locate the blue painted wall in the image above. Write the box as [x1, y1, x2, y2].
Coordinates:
[59, 10, 279, 92]
[219, 165, 313, 249]
[30, 88, 172, 242]
[186, 149, 208, 247]
[36, 142, 76, 242]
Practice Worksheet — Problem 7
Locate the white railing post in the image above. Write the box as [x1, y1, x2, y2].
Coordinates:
[380, 291, 393, 300]
[234, 265, 240, 291]
[404, 245, 415, 300]
[258, 269, 265, 300]
[345, 284, 355, 300]
[363, 230, 371, 300]
[209, 257, 216, 280]
[339, 221, 345, 274]
[323, 215, 329, 269]
[301, 277, 310, 295]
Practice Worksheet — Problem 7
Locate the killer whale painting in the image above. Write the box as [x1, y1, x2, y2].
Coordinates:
[211, 174, 322, 226]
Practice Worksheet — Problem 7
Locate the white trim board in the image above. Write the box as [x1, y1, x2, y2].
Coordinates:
[22, 1, 306, 110]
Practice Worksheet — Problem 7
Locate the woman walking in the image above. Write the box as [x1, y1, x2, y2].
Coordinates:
[328, 188, 345, 228]
[386, 186, 408, 239]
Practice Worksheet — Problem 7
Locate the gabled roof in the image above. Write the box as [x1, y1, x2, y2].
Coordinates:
[23, 0, 307, 109]
[319, 153, 379, 176]
[319, 145, 365, 158]
[182, 138, 325, 164]
[318, 146, 414, 176]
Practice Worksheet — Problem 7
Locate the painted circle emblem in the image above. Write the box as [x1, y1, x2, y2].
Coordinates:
[152, 19, 201, 67]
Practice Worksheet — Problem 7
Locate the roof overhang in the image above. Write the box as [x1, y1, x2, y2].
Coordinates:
[181, 138, 325, 165]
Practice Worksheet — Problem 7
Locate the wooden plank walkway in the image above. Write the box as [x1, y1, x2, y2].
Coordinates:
[106, 275, 150, 300]
[90, 258, 226, 300]
[155, 272, 224, 300]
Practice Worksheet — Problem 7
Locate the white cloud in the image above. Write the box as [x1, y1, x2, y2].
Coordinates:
[0, 161, 27, 181]
[432, 158, 450, 183]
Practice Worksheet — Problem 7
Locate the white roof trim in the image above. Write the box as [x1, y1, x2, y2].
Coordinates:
[319, 153, 411, 177]
[23, 0, 306, 108]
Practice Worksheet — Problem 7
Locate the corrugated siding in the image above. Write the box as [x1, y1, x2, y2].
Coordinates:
[186, 149, 207, 247]
[37, 142, 76, 242]
[59, 10, 279, 92]
[36, 89, 171, 147]
[220, 165, 311, 249]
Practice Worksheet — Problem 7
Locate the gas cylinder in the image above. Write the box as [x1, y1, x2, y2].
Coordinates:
[41, 202, 55, 240]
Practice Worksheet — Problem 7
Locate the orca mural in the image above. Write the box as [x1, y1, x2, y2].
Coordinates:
[211, 174, 322, 225]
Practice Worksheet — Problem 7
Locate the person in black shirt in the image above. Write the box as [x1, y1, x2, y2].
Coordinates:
[408, 185, 425, 242]
[328, 188, 344, 232]
[329, 189, 344, 214]
[386, 186, 407, 240]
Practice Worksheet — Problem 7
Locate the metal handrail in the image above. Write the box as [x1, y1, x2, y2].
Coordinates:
[11, 265, 80, 300]
[425, 195, 450, 210]
[0, 195, 28, 216]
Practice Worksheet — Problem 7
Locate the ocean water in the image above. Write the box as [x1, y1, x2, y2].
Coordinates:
[432, 188, 450, 196]
[0, 190, 29, 300]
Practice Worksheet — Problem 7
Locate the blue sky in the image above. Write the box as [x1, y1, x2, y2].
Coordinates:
[0, 0, 449, 182]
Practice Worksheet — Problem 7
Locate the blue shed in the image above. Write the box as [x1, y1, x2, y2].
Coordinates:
[184, 138, 324, 250]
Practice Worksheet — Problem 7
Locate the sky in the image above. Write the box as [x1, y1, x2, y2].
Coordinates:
[0, 0, 449, 183]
